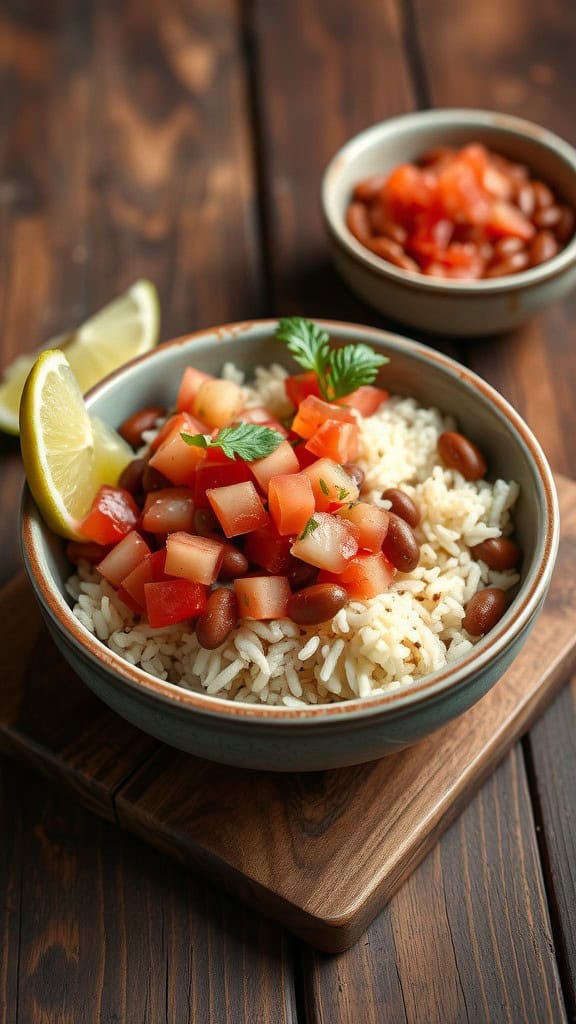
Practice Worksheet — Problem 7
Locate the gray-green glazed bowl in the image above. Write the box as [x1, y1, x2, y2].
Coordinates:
[322, 109, 576, 335]
[21, 321, 559, 770]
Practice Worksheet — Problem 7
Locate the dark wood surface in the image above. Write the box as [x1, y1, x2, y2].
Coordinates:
[1, 0, 575, 1020]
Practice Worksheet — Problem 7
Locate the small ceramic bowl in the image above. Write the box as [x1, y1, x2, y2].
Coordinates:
[21, 321, 559, 771]
[321, 109, 576, 335]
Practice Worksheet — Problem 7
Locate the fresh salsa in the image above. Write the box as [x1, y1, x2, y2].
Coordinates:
[66, 319, 520, 648]
[346, 143, 575, 280]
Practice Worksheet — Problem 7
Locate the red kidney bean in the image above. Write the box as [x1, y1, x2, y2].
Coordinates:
[287, 583, 348, 626]
[485, 250, 531, 277]
[196, 589, 238, 650]
[532, 181, 554, 210]
[493, 236, 525, 259]
[516, 182, 536, 218]
[554, 205, 575, 243]
[118, 405, 166, 448]
[142, 463, 172, 492]
[352, 174, 388, 203]
[286, 558, 319, 591]
[463, 587, 508, 636]
[437, 431, 487, 481]
[366, 236, 420, 271]
[369, 204, 408, 245]
[346, 202, 372, 243]
[209, 537, 249, 580]
[529, 230, 559, 266]
[470, 537, 522, 571]
[118, 456, 147, 495]
[533, 204, 563, 230]
[381, 487, 420, 528]
[342, 463, 365, 489]
[194, 507, 221, 537]
[382, 512, 420, 573]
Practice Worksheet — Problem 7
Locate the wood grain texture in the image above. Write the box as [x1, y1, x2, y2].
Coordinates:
[302, 749, 566, 1024]
[0, 476, 572, 953]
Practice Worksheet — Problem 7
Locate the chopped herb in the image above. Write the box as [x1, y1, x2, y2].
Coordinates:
[300, 517, 319, 539]
[181, 422, 284, 462]
[275, 316, 389, 401]
[319, 477, 329, 496]
[338, 488, 350, 501]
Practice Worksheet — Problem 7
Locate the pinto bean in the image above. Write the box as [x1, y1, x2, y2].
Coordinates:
[342, 463, 365, 489]
[529, 230, 559, 266]
[493, 236, 525, 259]
[118, 406, 166, 448]
[437, 431, 487, 481]
[485, 250, 530, 277]
[532, 204, 563, 230]
[532, 181, 554, 210]
[554, 205, 575, 243]
[352, 174, 388, 203]
[196, 589, 238, 650]
[381, 487, 420, 528]
[470, 537, 522, 571]
[366, 236, 420, 271]
[346, 202, 372, 243]
[382, 513, 420, 573]
[463, 587, 508, 636]
[516, 182, 537, 218]
[287, 583, 348, 626]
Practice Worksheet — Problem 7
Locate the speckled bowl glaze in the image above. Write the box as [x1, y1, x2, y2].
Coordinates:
[322, 109, 576, 335]
[21, 321, 559, 770]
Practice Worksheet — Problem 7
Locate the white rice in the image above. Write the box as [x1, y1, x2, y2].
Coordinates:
[66, 366, 521, 706]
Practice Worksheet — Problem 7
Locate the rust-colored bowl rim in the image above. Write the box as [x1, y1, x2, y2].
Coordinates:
[321, 108, 576, 295]
[21, 319, 560, 726]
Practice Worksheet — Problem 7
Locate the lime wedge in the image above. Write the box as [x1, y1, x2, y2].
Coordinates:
[19, 350, 133, 539]
[0, 279, 159, 435]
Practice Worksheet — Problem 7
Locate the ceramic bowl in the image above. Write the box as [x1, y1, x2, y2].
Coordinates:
[321, 109, 576, 335]
[21, 321, 559, 771]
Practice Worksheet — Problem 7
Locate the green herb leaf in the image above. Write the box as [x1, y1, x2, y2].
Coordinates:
[319, 478, 329, 496]
[275, 316, 389, 401]
[181, 423, 284, 462]
[300, 517, 319, 539]
[338, 488, 350, 501]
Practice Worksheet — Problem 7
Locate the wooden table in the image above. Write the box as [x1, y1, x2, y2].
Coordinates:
[1, 2, 575, 1021]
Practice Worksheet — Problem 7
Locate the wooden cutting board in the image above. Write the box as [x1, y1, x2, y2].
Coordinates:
[2, 475, 576, 952]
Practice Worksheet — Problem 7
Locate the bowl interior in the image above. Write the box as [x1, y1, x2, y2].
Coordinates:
[24, 320, 558, 720]
[323, 109, 576, 287]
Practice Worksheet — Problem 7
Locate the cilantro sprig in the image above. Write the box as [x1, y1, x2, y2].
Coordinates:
[181, 422, 284, 462]
[275, 316, 388, 401]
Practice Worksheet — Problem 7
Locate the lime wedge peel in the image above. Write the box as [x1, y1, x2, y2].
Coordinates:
[19, 350, 134, 540]
[0, 279, 159, 436]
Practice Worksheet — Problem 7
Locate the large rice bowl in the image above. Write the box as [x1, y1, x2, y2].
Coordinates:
[66, 364, 520, 707]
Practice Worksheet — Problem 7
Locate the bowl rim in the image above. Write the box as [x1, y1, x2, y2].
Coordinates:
[21, 318, 560, 726]
[321, 107, 576, 294]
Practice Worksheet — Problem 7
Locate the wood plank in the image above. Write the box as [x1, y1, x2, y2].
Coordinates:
[0, 762, 23, 1024]
[11, 761, 297, 1024]
[301, 749, 566, 1024]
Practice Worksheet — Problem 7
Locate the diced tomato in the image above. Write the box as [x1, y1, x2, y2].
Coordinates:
[150, 411, 207, 452]
[236, 406, 288, 436]
[305, 420, 360, 463]
[485, 200, 535, 241]
[115, 586, 143, 615]
[290, 512, 359, 573]
[284, 371, 321, 408]
[293, 439, 318, 469]
[383, 163, 439, 223]
[148, 414, 207, 486]
[192, 379, 244, 429]
[337, 385, 388, 417]
[96, 531, 151, 587]
[176, 366, 214, 413]
[337, 502, 389, 552]
[79, 486, 140, 546]
[243, 523, 293, 573]
[250, 439, 299, 494]
[193, 459, 252, 508]
[302, 458, 360, 512]
[234, 576, 291, 620]
[206, 480, 270, 538]
[144, 579, 207, 628]
[121, 549, 168, 609]
[268, 472, 315, 536]
[165, 532, 224, 585]
[436, 158, 490, 224]
[66, 540, 113, 565]
[141, 488, 195, 533]
[291, 394, 356, 440]
[338, 551, 396, 599]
